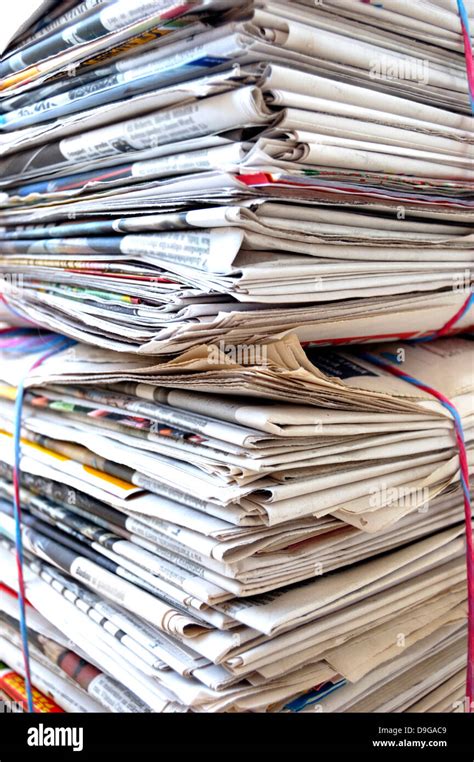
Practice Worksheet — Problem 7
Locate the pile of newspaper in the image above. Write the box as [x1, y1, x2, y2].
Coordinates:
[0, 0, 472, 713]
[0, 331, 471, 711]
[0, 0, 473, 352]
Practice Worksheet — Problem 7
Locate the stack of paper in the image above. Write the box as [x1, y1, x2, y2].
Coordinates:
[0, 0, 472, 352]
[0, 0, 472, 714]
[0, 331, 471, 711]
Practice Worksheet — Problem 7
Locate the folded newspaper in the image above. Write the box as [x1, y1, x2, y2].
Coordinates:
[0, 0, 472, 715]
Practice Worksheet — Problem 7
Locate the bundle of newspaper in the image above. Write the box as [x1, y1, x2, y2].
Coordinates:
[0, 0, 472, 716]
[0, 0, 473, 352]
[0, 330, 471, 711]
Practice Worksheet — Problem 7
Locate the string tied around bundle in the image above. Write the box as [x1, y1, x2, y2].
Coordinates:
[0, 329, 76, 712]
[359, 349, 474, 713]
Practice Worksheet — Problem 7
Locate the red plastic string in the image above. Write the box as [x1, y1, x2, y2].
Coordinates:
[361, 354, 474, 712]
[302, 291, 474, 348]
[457, 0, 474, 113]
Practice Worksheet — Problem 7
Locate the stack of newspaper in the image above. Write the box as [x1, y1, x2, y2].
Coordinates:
[0, 0, 472, 713]
[0, 0, 473, 352]
[0, 331, 471, 711]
